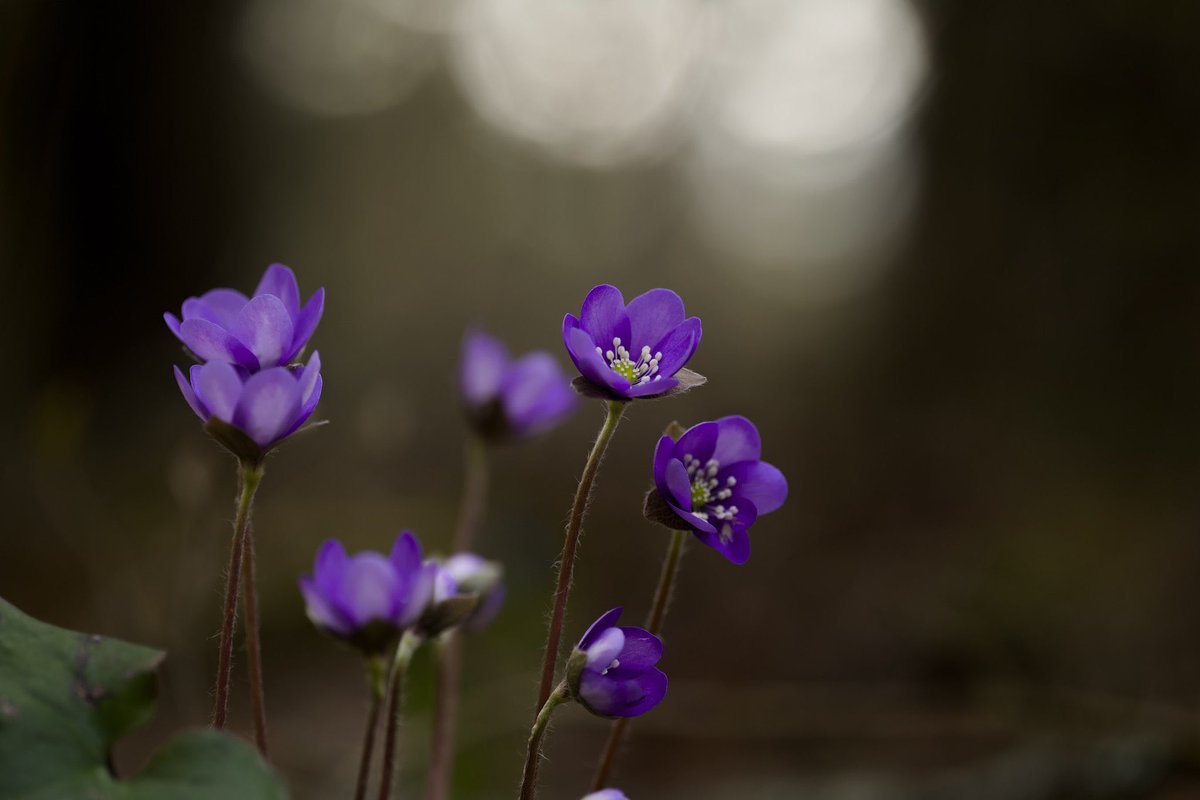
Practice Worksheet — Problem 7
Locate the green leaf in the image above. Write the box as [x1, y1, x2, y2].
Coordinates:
[0, 598, 287, 800]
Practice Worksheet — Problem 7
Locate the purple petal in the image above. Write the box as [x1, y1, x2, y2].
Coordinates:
[313, 539, 349, 596]
[583, 791, 629, 800]
[390, 531, 423, 578]
[579, 607, 624, 650]
[674, 421, 718, 465]
[297, 351, 322, 406]
[174, 366, 208, 420]
[339, 554, 400, 628]
[681, 504, 717, 535]
[465, 583, 505, 631]
[233, 367, 302, 447]
[618, 668, 668, 717]
[501, 352, 575, 435]
[300, 576, 351, 636]
[182, 297, 221, 326]
[578, 671, 643, 715]
[624, 377, 679, 398]
[432, 564, 458, 603]
[585, 628, 626, 670]
[179, 318, 259, 368]
[626, 288, 685, 350]
[193, 361, 244, 424]
[649, 317, 701, 379]
[255, 263, 301, 320]
[232, 294, 294, 368]
[443, 553, 488, 581]
[579, 285, 631, 352]
[164, 312, 184, 340]
[723, 461, 788, 515]
[693, 500, 757, 565]
[197, 289, 250, 328]
[400, 561, 438, 627]
[712, 416, 762, 466]
[288, 287, 325, 362]
[664, 459, 693, 510]
[460, 330, 510, 407]
[283, 375, 322, 438]
[616, 626, 662, 669]
[652, 435, 674, 496]
[566, 327, 633, 395]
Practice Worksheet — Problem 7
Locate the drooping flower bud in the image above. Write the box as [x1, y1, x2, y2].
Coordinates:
[567, 607, 666, 719]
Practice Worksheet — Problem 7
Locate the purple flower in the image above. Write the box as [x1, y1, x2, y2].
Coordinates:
[299, 532, 435, 654]
[459, 329, 576, 440]
[442, 553, 505, 632]
[567, 608, 666, 719]
[652, 416, 787, 565]
[165, 263, 325, 370]
[583, 792, 628, 800]
[562, 285, 703, 400]
[416, 558, 492, 637]
[174, 351, 323, 451]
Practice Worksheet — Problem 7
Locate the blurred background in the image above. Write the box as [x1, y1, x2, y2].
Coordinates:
[3, 1, 1200, 797]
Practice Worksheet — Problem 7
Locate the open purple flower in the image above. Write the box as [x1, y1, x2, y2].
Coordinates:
[299, 532, 435, 654]
[165, 263, 325, 370]
[459, 329, 576, 441]
[583, 792, 628, 800]
[567, 607, 667, 719]
[562, 285, 703, 401]
[652, 416, 788, 565]
[442, 553, 505, 632]
[174, 351, 322, 458]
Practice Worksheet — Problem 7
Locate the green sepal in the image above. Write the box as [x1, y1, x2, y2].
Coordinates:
[570, 368, 706, 402]
[643, 487, 693, 532]
[203, 417, 265, 467]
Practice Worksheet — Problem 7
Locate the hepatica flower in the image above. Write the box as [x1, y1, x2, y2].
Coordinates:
[583, 792, 629, 800]
[174, 352, 322, 459]
[441, 553, 505, 632]
[567, 607, 667, 719]
[652, 416, 787, 565]
[459, 329, 576, 440]
[299, 532, 435, 654]
[563, 285, 703, 400]
[165, 263, 324, 370]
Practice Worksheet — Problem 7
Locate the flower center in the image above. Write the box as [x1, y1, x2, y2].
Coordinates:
[601, 657, 620, 675]
[596, 338, 663, 385]
[682, 454, 739, 522]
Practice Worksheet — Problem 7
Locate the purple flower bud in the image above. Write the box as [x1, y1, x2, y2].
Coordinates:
[583, 791, 629, 800]
[652, 415, 787, 565]
[174, 351, 322, 453]
[459, 329, 576, 441]
[417, 559, 483, 637]
[567, 608, 666, 719]
[562, 285, 704, 401]
[298, 532, 435, 654]
[165, 263, 325, 370]
[442, 553, 505, 632]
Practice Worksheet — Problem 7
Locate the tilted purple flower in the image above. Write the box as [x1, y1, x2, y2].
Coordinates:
[298, 532, 436, 654]
[416, 558, 488, 637]
[582, 792, 628, 800]
[459, 329, 576, 441]
[652, 416, 788, 565]
[562, 285, 703, 401]
[442, 553, 505, 632]
[174, 351, 323, 452]
[567, 607, 667, 719]
[165, 263, 325, 370]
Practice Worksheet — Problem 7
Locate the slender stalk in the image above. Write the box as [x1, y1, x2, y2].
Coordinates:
[518, 681, 571, 800]
[534, 400, 625, 711]
[452, 435, 489, 553]
[425, 634, 463, 800]
[241, 514, 269, 757]
[354, 656, 389, 800]
[377, 632, 423, 800]
[590, 529, 688, 790]
[212, 461, 263, 729]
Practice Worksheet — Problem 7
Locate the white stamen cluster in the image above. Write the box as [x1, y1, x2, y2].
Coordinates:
[594, 337, 663, 385]
[683, 454, 738, 522]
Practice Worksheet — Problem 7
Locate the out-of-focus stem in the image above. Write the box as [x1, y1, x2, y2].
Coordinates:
[452, 435, 489, 553]
[377, 632, 422, 800]
[241, 513, 269, 757]
[425, 633, 463, 800]
[354, 656, 388, 800]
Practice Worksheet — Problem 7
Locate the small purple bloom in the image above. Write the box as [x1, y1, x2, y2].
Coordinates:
[174, 351, 323, 450]
[652, 416, 788, 565]
[299, 532, 435, 654]
[165, 263, 325, 370]
[567, 607, 666, 719]
[583, 792, 628, 800]
[562, 285, 702, 400]
[459, 329, 576, 440]
[442, 553, 505, 632]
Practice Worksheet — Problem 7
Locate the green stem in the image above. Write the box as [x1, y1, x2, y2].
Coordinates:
[377, 632, 422, 800]
[241, 512, 269, 757]
[452, 435, 489, 553]
[590, 529, 687, 790]
[533, 400, 625, 712]
[518, 681, 571, 800]
[354, 656, 388, 800]
[211, 462, 263, 729]
[424, 633, 462, 800]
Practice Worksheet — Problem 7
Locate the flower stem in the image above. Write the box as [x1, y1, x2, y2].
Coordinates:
[241, 511, 269, 757]
[518, 680, 571, 800]
[534, 400, 625, 711]
[590, 529, 688, 790]
[452, 435, 489, 553]
[212, 461, 263, 729]
[424, 633, 463, 800]
[377, 631, 423, 800]
[354, 656, 389, 800]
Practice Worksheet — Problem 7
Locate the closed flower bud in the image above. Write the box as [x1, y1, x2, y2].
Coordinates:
[567, 607, 667, 719]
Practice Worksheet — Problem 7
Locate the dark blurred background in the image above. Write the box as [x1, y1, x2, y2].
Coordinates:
[3, 1, 1200, 798]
